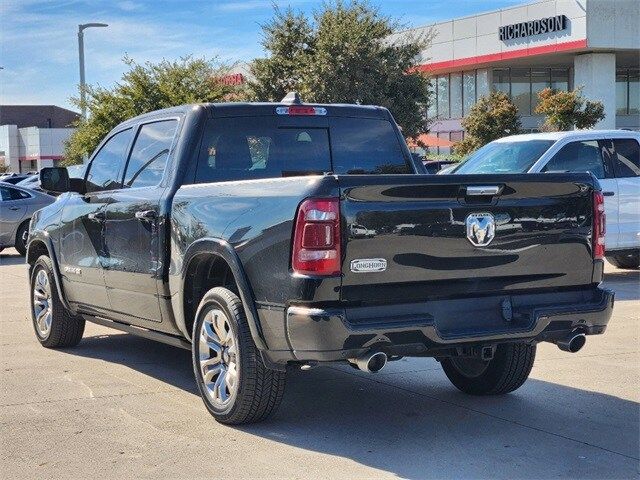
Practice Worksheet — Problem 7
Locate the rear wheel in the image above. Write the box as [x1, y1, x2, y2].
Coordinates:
[14, 221, 29, 256]
[192, 287, 286, 424]
[441, 343, 536, 395]
[606, 252, 639, 270]
[30, 255, 85, 348]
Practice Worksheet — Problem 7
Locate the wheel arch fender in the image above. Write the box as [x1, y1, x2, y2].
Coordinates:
[26, 231, 73, 313]
[176, 238, 267, 351]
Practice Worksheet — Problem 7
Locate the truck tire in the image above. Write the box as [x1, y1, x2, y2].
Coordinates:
[14, 220, 29, 256]
[441, 343, 535, 395]
[192, 287, 286, 424]
[606, 252, 639, 270]
[30, 255, 85, 348]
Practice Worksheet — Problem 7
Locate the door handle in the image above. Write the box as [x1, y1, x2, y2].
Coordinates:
[8, 206, 20, 211]
[466, 185, 502, 196]
[603, 191, 615, 197]
[87, 211, 106, 222]
[135, 210, 157, 221]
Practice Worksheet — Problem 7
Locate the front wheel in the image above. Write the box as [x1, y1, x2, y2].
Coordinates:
[30, 255, 85, 348]
[606, 252, 639, 270]
[192, 287, 286, 425]
[441, 343, 536, 395]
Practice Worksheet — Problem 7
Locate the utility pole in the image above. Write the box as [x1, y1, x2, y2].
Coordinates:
[78, 23, 108, 119]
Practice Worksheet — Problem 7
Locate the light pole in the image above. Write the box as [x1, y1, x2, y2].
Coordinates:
[78, 23, 108, 119]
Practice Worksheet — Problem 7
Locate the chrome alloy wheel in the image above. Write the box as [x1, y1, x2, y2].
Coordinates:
[33, 269, 52, 338]
[198, 308, 239, 406]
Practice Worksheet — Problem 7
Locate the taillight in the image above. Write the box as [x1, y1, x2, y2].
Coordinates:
[292, 198, 341, 275]
[275, 106, 327, 116]
[593, 191, 606, 259]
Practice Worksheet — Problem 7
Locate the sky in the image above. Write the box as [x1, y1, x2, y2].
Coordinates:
[1, 0, 521, 111]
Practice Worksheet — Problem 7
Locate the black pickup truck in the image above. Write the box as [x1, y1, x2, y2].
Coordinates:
[28, 99, 613, 424]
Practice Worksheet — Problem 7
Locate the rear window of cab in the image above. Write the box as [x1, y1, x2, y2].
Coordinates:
[193, 116, 411, 183]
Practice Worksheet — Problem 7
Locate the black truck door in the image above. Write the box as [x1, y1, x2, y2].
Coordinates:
[102, 119, 178, 324]
[58, 128, 133, 314]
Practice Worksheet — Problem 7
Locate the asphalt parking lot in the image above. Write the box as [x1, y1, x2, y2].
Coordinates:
[0, 248, 638, 479]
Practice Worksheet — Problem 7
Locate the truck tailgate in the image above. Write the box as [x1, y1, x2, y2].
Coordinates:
[338, 173, 596, 304]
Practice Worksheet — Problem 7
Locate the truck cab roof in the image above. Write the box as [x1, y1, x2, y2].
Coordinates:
[118, 101, 391, 128]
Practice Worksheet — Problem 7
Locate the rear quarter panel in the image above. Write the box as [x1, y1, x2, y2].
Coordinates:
[169, 175, 341, 305]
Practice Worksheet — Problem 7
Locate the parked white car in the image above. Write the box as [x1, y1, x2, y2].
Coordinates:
[452, 130, 640, 269]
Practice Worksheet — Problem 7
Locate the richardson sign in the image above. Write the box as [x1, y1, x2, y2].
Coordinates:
[499, 14, 568, 41]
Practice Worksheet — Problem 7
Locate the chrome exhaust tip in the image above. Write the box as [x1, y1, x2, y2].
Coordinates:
[348, 352, 388, 373]
[557, 332, 586, 353]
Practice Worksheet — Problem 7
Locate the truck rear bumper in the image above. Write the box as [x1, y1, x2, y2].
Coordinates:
[281, 287, 614, 363]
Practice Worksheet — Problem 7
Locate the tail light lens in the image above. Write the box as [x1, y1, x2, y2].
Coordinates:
[292, 198, 341, 275]
[593, 191, 606, 259]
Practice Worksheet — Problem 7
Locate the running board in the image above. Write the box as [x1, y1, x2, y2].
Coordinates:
[84, 315, 191, 350]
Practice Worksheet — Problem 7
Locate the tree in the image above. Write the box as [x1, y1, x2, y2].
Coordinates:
[250, 8, 313, 102]
[535, 87, 605, 131]
[454, 91, 521, 156]
[249, 1, 433, 139]
[63, 56, 233, 166]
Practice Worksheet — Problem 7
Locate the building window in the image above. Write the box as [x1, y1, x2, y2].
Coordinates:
[437, 131, 450, 155]
[617, 70, 629, 115]
[551, 68, 569, 91]
[531, 69, 550, 113]
[427, 78, 437, 119]
[511, 68, 531, 114]
[477, 69, 489, 98]
[450, 73, 463, 118]
[463, 71, 476, 116]
[493, 69, 510, 96]
[631, 69, 639, 115]
[617, 68, 640, 115]
[437, 76, 450, 119]
[491, 67, 570, 116]
[450, 131, 464, 142]
[427, 69, 492, 121]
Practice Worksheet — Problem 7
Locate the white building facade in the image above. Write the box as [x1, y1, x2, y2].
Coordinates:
[0, 125, 74, 173]
[400, 0, 639, 153]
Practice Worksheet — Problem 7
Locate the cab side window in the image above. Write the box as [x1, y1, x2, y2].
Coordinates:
[542, 140, 607, 179]
[123, 120, 177, 188]
[85, 128, 133, 193]
[612, 138, 640, 178]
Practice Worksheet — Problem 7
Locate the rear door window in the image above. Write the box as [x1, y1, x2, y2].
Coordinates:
[330, 117, 410, 174]
[1, 186, 30, 200]
[611, 138, 640, 177]
[542, 140, 609, 179]
[123, 120, 177, 188]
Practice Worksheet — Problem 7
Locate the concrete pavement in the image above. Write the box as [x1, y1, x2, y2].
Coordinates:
[1, 248, 638, 479]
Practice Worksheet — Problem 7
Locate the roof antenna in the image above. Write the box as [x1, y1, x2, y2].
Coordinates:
[281, 92, 303, 104]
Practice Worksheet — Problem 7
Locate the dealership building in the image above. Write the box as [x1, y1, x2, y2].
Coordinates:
[402, 0, 639, 153]
[226, 1, 638, 153]
[0, 105, 79, 173]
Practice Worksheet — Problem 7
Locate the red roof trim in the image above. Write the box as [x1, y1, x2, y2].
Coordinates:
[414, 39, 588, 73]
[407, 134, 454, 148]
